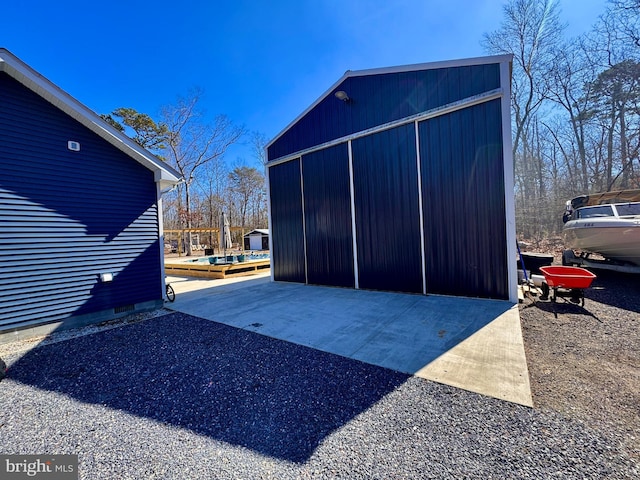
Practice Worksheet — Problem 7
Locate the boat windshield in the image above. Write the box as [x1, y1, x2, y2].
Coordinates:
[575, 205, 615, 219]
[615, 203, 640, 216]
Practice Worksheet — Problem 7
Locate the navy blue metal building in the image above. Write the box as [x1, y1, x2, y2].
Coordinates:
[266, 55, 517, 302]
[0, 49, 181, 340]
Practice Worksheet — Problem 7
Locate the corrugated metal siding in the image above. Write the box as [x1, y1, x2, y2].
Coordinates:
[302, 143, 354, 287]
[419, 99, 508, 299]
[268, 63, 500, 161]
[0, 73, 161, 330]
[268, 159, 306, 283]
[351, 124, 422, 294]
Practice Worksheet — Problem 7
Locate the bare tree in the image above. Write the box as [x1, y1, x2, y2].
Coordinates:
[482, 0, 566, 238]
[480, 0, 640, 242]
[595, 0, 640, 65]
[545, 37, 600, 193]
[588, 3, 640, 191]
[162, 88, 245, 255]
[192, 159, 228, 250]
[610, 0, 640, 48]
[228, 166, 266, 246]
[250, 131, 269, 166]
[591, 60, 640, 189]
[482, 0, 565, 157]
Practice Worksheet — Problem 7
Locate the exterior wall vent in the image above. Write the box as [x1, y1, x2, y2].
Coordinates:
[67, 140, 80, 151]
[114, 304, 135, 314]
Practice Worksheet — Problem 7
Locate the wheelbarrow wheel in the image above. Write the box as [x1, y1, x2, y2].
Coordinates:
[166, 284, 175, 302]
[540, 282, 550, 300]
[569, 289, 584, 306]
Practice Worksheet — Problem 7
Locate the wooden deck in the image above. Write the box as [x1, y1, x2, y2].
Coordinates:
[165, 259, 270, 279]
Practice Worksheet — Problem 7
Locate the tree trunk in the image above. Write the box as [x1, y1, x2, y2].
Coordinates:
[619, 102, 629, 188]
[185, 185, 193, 256]
[606, 99, 616, 190]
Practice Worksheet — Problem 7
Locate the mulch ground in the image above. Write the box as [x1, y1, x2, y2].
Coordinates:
[519, 267, 640, 463]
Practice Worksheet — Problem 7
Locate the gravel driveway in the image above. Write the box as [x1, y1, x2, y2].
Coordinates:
[0, 284, 638, 478]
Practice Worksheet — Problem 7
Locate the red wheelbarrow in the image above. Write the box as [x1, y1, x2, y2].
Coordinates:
[539, 266, 596, 307]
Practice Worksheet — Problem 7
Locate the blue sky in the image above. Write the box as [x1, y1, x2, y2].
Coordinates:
[3, 0, 606, 166]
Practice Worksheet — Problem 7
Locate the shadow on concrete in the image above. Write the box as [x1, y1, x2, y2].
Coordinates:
[166, 276, 514, 377]
[6, 313, 409, 463]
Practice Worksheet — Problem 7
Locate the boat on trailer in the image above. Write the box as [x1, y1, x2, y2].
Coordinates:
[562, 189, 640, 270]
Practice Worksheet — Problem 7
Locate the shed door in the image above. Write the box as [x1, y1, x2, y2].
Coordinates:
[419, 99, 508, 299]
[268, 159, 306, 283]
[302, 143, 355, 288]
[249, 236, 262, 250]
[351, 124, 423, 294]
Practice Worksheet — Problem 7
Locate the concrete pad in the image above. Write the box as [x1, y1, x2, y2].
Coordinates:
[415, 305, 532, 406]
[166, 274, 533, 406]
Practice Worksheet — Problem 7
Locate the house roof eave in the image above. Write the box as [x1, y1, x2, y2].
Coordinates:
[0, 48, 182, 187]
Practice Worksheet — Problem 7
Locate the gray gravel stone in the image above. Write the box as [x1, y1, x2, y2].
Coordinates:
[0, 312, 636, 479]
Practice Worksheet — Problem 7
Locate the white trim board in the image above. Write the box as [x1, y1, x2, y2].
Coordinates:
[267, 88, 503, 168]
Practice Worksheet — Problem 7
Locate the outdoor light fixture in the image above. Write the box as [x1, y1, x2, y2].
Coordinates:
[334, 90, 350, 102]
[100, 272, 114, 283]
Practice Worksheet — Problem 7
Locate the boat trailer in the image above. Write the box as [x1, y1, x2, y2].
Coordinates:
[562, 249, 640, 274]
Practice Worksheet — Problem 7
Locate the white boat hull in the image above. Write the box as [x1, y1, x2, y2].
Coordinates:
[563, 218, 640, 265]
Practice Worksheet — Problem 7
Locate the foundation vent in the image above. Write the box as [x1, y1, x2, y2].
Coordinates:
[114, 304, 135, 314]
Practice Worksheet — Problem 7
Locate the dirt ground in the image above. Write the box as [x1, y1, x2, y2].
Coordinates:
[519, 264, 640, 463]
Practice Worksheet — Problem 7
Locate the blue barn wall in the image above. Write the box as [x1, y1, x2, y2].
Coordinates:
[268, 63, 500, 160]
[0, 73, 162, 331]
[302, 143, 354, 288]
[352, 124, 423, 294]
[419, 99, 508, 299]
[268, 159, 306, 283]
[266, 56, 514, 301]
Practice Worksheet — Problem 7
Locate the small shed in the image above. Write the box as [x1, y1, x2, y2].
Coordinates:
[243, 229, 269, 251]
[266, 55, 516, 302]
[0, 48, 181, 340]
